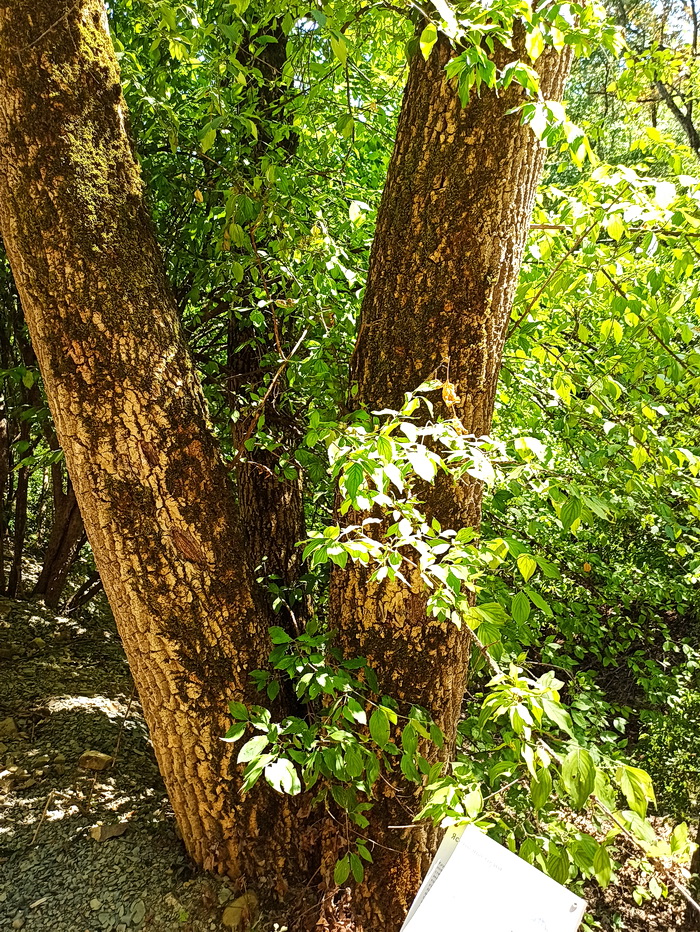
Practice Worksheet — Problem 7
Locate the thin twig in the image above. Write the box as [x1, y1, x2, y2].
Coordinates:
[594, 798, 700, 917]
[539, 739, 700, 916]
[30, 790, 55, 845]
[598, 267, 696, 374]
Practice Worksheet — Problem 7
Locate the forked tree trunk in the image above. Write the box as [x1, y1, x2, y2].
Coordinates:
[327, 32, 574, 930]
[0, 0, 302, 886]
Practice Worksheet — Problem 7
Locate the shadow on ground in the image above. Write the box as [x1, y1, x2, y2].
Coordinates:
[0, 593, 243, 932]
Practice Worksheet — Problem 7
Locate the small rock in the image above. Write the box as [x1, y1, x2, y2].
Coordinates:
[90, 822, 128, 842]
[79, 750, 113, 771]
[0, 717, 18, 738]
[54, 752, 66, 763]
[0, 646, 15, 659]
[222, 892, 259, 930]
[12, 919, 25, 930]
[31, 637, 46, 648]
[131, 900, 146, 925]
[91, 898, 103, 911]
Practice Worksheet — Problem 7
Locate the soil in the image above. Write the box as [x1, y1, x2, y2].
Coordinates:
[0, 583, 695, 932]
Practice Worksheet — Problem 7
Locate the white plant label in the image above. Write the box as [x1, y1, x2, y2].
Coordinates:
[401, 824, 587, 932]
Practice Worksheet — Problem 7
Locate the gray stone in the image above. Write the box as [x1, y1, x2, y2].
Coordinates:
[130, 900, 146, 925]
[0, 717, 18, 738]
[79, 750, 113, 771]
[222, 892, 258, 930]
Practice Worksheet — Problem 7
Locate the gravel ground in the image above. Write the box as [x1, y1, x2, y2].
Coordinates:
[0, 590, 248, 932]
[0, 579, 694, 932]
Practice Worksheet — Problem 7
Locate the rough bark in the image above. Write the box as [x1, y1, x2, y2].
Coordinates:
[0, 0, 301, 885]
[328, 32, 574, 930]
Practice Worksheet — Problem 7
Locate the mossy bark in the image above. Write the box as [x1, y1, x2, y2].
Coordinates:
[327, 33, 574, 931]
[0, 0, 306, 888]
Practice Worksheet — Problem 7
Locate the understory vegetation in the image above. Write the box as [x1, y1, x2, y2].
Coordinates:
[1, 0, 700, 928]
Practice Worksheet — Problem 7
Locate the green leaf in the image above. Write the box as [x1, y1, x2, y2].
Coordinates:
[334, 855, 350, 886]
[593, 844, 612, 887]
[350, 852, 364, 883]
[463, 786, 483, 818]
[237, 734, 269, 764]
[330, 33, 347, 65]
[511, 591, 531, 625]
[525, 27, 545, 62]
[530, 767, 552, 810]
[561, 747, 596, 809]
[617, 765, 655, 818]
[670, 822, 688, 855]
[200, 125, 216, 154]
[400, 753, 421, 782]
[228, 701, 249, 721]
[223, 723, 246, 743]
[369, 708, 390, 748]
[541, 698, 574, 736]
[419, 23, 438, 60]
[606, 215, 624, 241]
[344, 462, 364, 499]
[546, 843, 570, 884]
[269, 626, 293, 645]
[560, 496, 582, 531]
[264, 757, 301, 795]
[570, 834, 599, 872]
[516, 553, 537, 583]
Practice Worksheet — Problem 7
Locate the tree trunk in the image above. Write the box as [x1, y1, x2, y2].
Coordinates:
[0, 0, 302, 886]
[6, 414, 30, 598]
[33, 482, 86, 609]
[328, 32, 574, 930]
[0, 393, 8, 592]
[64, 567, 102, 615]
[230, 11, 307, 634]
